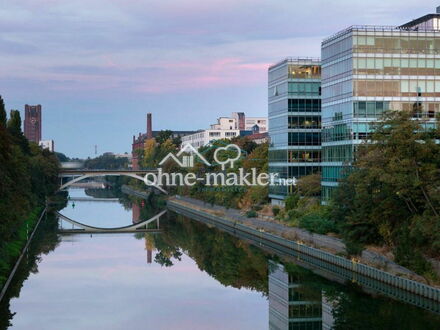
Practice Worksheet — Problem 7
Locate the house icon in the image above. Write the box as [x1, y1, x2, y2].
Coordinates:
[159, 143, 210, 168]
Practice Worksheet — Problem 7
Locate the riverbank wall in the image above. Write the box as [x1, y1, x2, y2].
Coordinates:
[167, 196, 440, 308]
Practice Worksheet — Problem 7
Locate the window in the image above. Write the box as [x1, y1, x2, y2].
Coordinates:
[288, 99, 321, 112]
[288, 132, 321, 146]
[288, 116, 321, 129]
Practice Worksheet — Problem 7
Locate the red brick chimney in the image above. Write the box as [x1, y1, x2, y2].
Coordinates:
[147, 113, 153, 139]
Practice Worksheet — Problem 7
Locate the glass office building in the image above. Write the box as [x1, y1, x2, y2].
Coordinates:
[268, 58, 322, 204]
[321, 11, 440, 201]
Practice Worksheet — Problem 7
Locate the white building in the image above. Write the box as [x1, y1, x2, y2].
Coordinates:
[245, 117, 267, 132]
[181, 129, 241, 148]
[39, 140, 54, 152]
[231, 112, 267, 132]
[210, 117, 237, 130]
[181, 112, 267, 149]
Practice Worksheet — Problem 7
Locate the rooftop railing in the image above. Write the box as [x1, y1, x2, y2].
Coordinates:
[323, 24, 440, 44]
[269, 57, 321, 70]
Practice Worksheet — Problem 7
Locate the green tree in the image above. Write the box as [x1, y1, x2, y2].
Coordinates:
[0, 95, 6, 128]
[155, 130, 173, 145]
[331, 110, 440, 271]
[7, 110, 29, 154]
[296, 173, 321, 197]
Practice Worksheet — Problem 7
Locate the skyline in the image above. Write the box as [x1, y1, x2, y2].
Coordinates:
[0, 0, 436, 158]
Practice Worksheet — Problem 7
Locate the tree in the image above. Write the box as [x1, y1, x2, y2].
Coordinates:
[142, 138, 157, 168]
[155, 130, 173, 145]
[0, 96, 6, 128]
[0, 94, 60, 290]
[331, 110, 440, 264]
[7, 110, 29, 154]
[7, 110, 22, 136]
[296, 173, 321, 197]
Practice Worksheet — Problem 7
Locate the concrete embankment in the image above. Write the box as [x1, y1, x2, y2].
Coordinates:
[167, 195, 440, 308]
[168, 196, 421, 280]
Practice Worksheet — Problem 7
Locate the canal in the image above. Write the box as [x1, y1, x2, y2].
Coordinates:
[1, 188, 440, 329]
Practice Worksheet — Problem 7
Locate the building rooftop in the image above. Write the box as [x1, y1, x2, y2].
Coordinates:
[269, 57, 321, 71]
[323, 9, 440, 44]
[400, 13, 440, 29]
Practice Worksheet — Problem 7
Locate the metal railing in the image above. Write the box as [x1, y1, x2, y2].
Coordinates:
[269, 57, 321, 70]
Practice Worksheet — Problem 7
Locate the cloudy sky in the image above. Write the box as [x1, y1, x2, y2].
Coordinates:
[0, 0, 436, 157]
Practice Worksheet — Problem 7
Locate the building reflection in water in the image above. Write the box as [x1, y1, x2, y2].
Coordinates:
[145, 233, 154, 264]
[132, 202, 141, 223]
[269, 260, 335, 330]
[133, 202, 154, 264]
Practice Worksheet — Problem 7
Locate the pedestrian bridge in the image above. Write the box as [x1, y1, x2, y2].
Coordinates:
[69, 197, 120, 202]
[56, 210, 167, 233]
[58, 169, 166, 194]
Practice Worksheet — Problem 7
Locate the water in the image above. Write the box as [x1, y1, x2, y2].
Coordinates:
[1, 189, 440, 329]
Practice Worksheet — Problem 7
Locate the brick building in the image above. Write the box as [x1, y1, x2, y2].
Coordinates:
[24, 104, 42, 143]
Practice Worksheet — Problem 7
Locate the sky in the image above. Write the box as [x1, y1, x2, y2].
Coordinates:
[0, 0, 437, 158]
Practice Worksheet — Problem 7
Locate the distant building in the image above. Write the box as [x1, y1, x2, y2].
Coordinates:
[181, 129, 251, 148]
[24, 104, 42, 143]
[232, 112, 267, 132]
[103, 152, 132, 160]
[232, 112, 246, 130]
[39, 140, 54, 152]
[244, 116, 268, 132]
[180, 112, 266, 149]
[247, 132, 269, 144]
[131, 113, 196, 169]
[210, 117, 237, 130]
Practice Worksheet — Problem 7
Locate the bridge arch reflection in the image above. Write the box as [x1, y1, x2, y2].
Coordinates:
[56, 210, 166, 233]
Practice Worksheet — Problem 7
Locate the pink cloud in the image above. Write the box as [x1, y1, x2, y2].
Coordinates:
[134, 57, 271, 93]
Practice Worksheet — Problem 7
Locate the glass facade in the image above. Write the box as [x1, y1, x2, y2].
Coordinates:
[268, 58, 321, 202]
[268, 261, 323, 330]
[321, 26, 440, 202]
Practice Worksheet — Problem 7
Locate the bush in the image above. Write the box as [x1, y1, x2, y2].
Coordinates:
[287, 209, 301, 221]
[285, 193, 300, 211]
[344, 240, 364, 256]
[298, 213, 337, 235]
[272, 206, 280, 216]
[394, 226, 433, 275]
[246, 210, 257, 218]
[252, 205, 263, 211]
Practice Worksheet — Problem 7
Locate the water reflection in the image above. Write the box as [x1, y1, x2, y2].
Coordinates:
[2, 189, 440, 329]
[266, 258, 440, 330]
[269, 261, 323, 330]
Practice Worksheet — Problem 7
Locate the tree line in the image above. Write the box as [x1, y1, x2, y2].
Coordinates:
[0, 95, 60, 287]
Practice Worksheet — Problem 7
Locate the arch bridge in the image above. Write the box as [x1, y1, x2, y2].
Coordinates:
[58, 169, 166, 194]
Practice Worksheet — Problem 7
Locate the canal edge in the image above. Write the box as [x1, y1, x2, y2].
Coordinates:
[167, 199, 440, 304]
